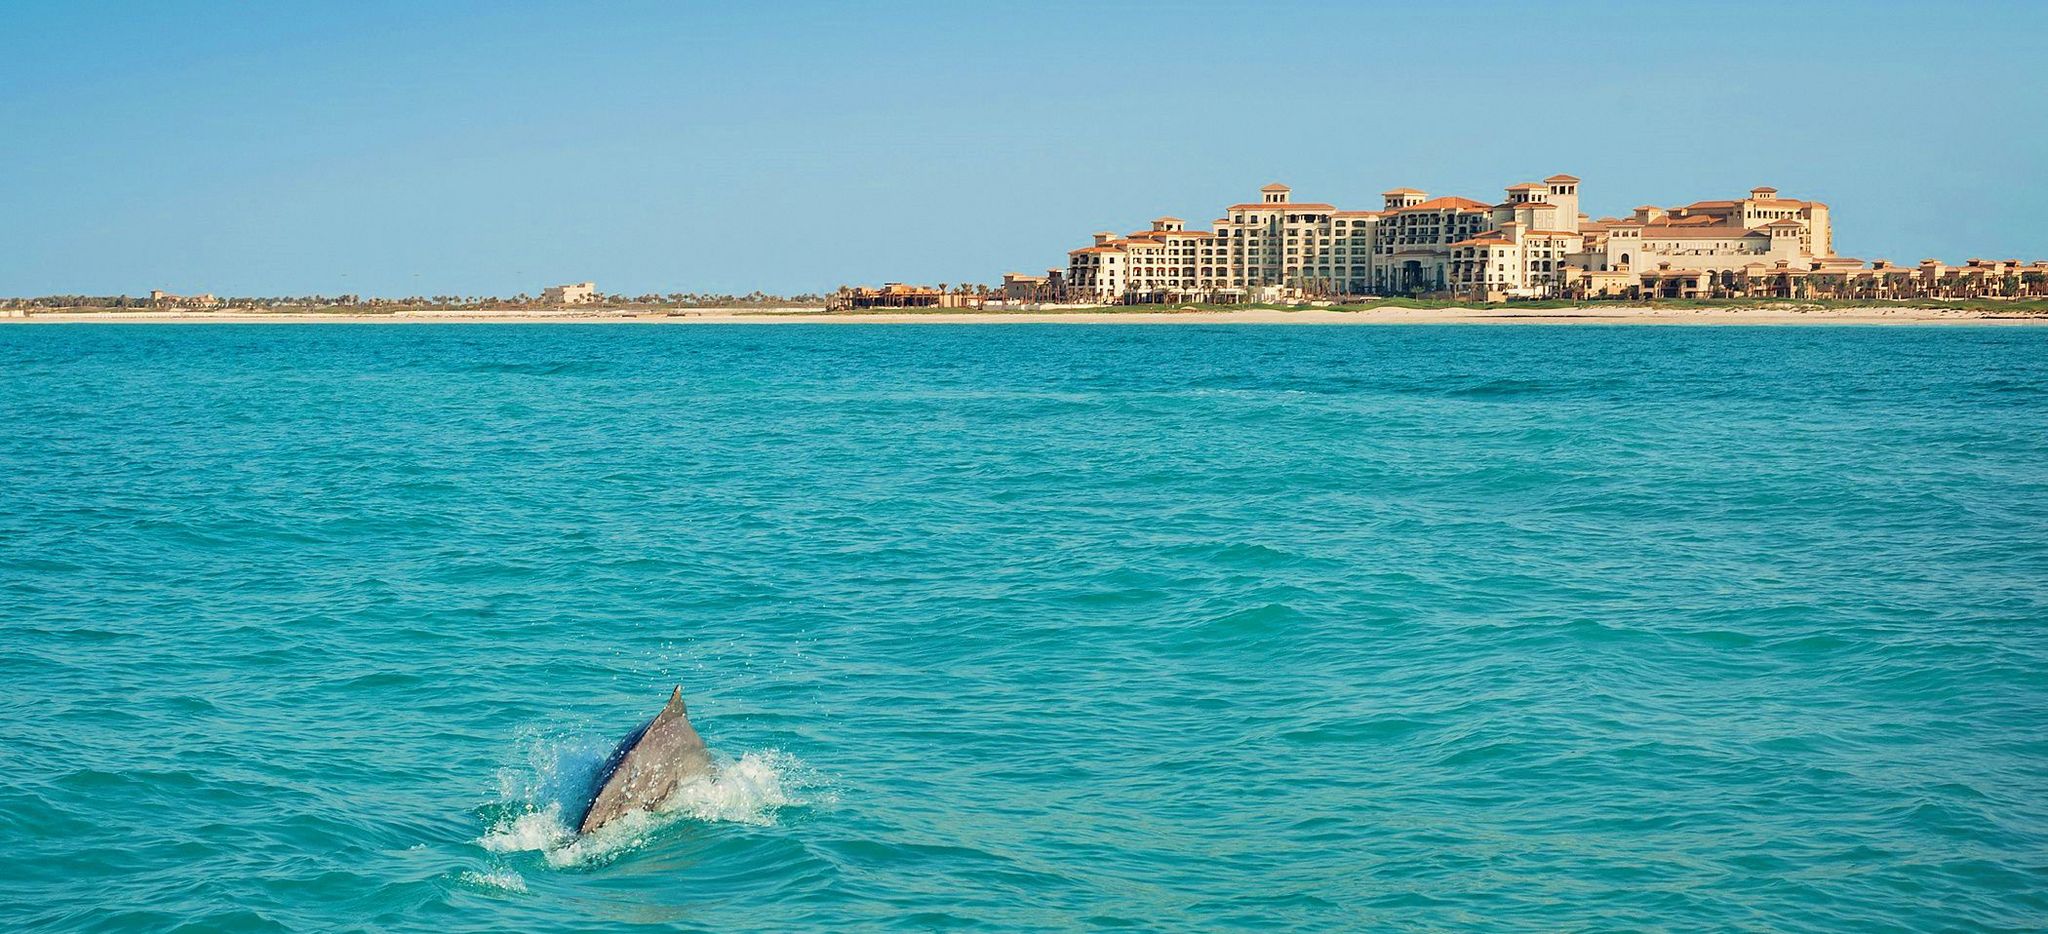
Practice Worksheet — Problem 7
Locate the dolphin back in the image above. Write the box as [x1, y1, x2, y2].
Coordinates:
[577, 686, 715, 834]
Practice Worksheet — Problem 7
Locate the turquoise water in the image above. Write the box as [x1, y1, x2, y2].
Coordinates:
[4, 323, 2047, 932]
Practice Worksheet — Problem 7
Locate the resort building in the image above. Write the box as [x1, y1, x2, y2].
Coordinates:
[541, 282, 597, 305]
[1375, 191, 1498, 295]
[1064, 234, 1126, 303]
[1597, 191, 1827, 276]
[1066, 217, 1218, 303]
[1045, 174, 1883, 302]
[1212, 186, 1367, 298]
[1000, 271, 1063, 302]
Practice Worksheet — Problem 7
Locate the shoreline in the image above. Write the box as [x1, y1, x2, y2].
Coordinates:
[5, 304, 2046, 326]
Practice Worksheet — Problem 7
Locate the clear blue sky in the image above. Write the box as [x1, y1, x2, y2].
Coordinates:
[4, 0, 2042, 297]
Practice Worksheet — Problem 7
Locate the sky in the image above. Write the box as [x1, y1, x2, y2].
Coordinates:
[2, 0, 2044, 298]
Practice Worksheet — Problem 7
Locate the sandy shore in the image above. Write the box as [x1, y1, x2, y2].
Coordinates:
[6, 304, 2045, 325]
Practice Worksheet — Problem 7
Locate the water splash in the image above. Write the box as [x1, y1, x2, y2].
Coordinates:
[479, 739, 815, 868]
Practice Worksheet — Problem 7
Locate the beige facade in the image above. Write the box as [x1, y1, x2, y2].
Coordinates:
[1214, 186, 1376, 297]
[1599, 206, 1815, 275]
[542, 282, 597, 305]
[1449, 223, 1586, 299]
[1559, 265, 1636, 298]
[1065, 232, 1127, 302]
[1556, 185, 1835, 297]
[1066, 185, 1383, 302]
[149, 290, 220, 308]
[1001, 271, 1064, 302]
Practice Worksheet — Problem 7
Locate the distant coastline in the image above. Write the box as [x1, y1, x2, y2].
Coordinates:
[6, 300, 2047, 326]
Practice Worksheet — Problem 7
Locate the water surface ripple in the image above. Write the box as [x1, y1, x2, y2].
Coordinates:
[2, 324, 2046, 931]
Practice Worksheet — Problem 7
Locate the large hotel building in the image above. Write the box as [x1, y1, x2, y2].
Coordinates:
[1046, 174, 1863, 303]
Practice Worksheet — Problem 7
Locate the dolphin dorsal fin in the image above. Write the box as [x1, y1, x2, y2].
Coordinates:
[663, 685, 687, 718]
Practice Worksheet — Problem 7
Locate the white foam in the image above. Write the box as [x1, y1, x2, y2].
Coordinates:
[479, 803, 575, 855]
[658, 750, 801, 825]
[479, 746, 816, 868]
[458, 869, 528, 894]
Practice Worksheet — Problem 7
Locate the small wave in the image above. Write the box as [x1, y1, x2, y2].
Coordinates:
[480, 748, 814, 868]
[458, 869, 528, 894]
[465, 360, 601, 376]
[1444, 376, 1627, 398]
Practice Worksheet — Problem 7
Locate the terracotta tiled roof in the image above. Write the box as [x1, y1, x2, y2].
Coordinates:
[1507, 182, 1546, 191]
[1260, 183, 1290, 192]
[1381, 187, 1424, 195]
[1544, 174, 1581, 183]
[1398, 196, 1492, 213]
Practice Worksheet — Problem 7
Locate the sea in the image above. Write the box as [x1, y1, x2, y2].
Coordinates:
[2, 323, 2045, 932]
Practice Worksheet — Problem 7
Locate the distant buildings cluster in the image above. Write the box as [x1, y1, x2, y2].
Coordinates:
[991, 176, 2046, 304]
[826, 283, 986, 311]
[6, 285, 830, 313]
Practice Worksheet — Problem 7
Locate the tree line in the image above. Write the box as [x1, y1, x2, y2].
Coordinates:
[0, 291, 833, 310]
